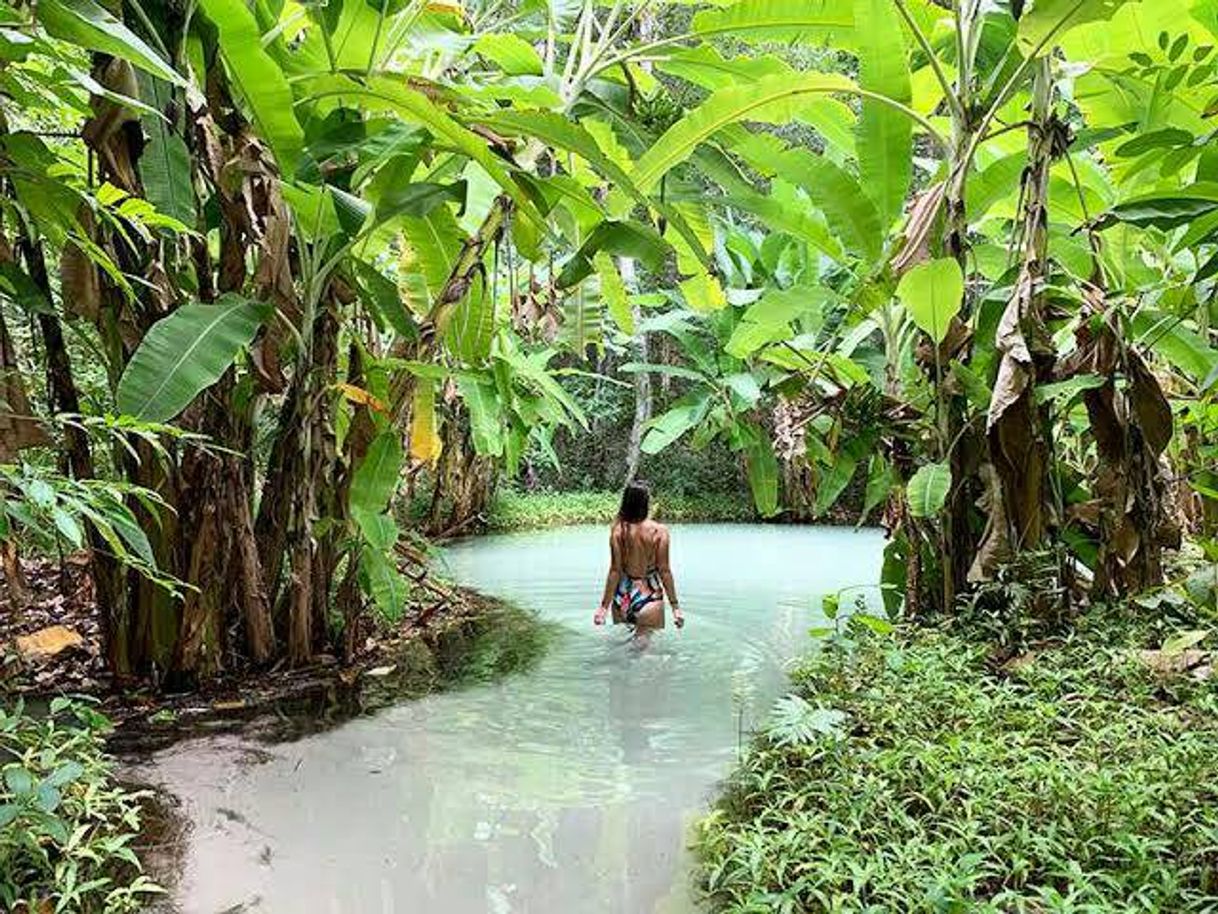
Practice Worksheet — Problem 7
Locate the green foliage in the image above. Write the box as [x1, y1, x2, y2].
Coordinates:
[697, 609, 1218, 911]
[0, 698, 162, 913]
[896, 259, 965, 346]
[199, 0, 304, 175]
[480, 489, 752, 532]
[115, 296, 270, 423]
[905, 461, 951, 517]
[0, 463, 178, 592]
[853, 0, 911, 229]
[36, 0, 182, 85]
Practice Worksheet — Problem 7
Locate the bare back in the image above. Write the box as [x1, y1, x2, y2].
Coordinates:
[612, 519, 665, 579]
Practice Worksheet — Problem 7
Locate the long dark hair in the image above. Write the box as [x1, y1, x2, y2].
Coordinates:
[617, 480, 650, 524]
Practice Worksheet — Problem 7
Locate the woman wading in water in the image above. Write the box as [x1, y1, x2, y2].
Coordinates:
[593, 482, 683, 646]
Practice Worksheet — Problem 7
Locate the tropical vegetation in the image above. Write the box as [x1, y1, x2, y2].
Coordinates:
[2, 0, 1218, 906]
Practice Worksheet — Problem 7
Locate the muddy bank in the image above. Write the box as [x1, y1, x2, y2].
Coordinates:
[104, 593, 554, 753]
[0, 546, 550, 753]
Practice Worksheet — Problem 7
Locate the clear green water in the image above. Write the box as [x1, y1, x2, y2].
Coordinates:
[140, 524, 884, 913]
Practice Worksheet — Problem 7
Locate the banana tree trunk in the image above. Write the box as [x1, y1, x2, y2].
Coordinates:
[984, 59, 1058, 562]
[623, 316, 651, 485]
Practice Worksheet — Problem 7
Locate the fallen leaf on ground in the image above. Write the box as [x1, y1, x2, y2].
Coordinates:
[15, 625, 84, 660]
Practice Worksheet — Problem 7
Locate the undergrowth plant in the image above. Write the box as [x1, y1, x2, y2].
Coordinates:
[697, 615, 1218, 912]
[0, 698, 161, 913]
[474, 489, 752, 532]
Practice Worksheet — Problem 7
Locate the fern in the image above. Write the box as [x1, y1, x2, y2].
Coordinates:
[767, 694, 847, 747]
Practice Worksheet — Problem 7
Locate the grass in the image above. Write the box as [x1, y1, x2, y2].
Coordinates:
[695, 606, 1218, 913]
[484, 488, 752, 531]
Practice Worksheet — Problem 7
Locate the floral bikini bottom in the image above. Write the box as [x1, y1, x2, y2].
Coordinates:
[612, 569, 664, 625]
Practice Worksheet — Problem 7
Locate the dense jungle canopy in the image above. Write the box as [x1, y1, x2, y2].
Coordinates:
[1, 0, 1217, 686]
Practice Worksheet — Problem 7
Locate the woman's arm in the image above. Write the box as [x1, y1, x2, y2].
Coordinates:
[594, 527, 621, 624]
[656, 527, 683, 627]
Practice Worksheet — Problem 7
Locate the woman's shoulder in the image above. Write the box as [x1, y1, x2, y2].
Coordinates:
[647, 520, 670, 538]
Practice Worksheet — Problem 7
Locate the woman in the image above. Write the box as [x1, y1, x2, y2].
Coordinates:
[593, 482, 683, 641]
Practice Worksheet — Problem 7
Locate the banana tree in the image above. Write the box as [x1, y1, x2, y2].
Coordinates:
[583, 0, 1218, 613]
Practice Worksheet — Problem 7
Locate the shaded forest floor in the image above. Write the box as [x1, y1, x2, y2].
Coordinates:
[695, 602, 1218, 911]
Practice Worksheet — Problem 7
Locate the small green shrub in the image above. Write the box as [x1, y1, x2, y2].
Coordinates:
[1, 698, 162, 913]
[696, 616, 1218, 912]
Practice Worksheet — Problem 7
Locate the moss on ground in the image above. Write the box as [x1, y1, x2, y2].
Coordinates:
[695, 606, 1218, 912]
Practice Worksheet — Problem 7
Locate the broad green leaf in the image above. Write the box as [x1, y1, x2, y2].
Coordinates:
[594, 253, 634, 335]
[447, 274, 495, 363]
[1162, 629, 1210, 654]
[642, 393, 711, 454]
[813, 453, 859, 516]
[854, 0, 912, 228]
[37, 0, 183, 86]
[727, 285, 831, 358]
[200, 0, 303, 177]
[779, 150, 884, 262]
[656, 45, 790, 91]
[50, 506, 83, 548]
[349, 432, 403, 514]
[1017, 0, 1140, 54]
[1035, 374, 1107, 405]
[907, 461, 951, 517]
[896, 258, 964, 344]
[691, 0, 856, 49]
[745, 431, 780, 517]
[116, 295, 269, 422]
[861, 456, 895, 523]
[138, 75, 195, 226]
[45, 761, 84, 788]
[951, 360, 993, 411]
[360, 546, 408, 621]
[4, 766, 34, 796]
[400, 207, 462, 316]
[374, 181, 467, 225]
[1115, 127, 1195, 158]
[1131, 311, 1218, 383]
[725, 372, 762, 408]
[457, 377, 504, 458]
[351, 260, 416, 339]
[352, 509, 398, 552]
[312, 76, 545, 232]
[1098, 183, 1218, 230]
[628, 72, 857, 197]
[474, 33, 543, 75]
[558, 221, 670, 288]
[968, 152, 1027, 222]
[685, 186, 843, 261]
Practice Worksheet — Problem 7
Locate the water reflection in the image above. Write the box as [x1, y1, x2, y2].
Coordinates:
[139, 524, 883, 913]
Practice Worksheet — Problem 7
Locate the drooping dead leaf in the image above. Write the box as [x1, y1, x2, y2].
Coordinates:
[81, 57, 142, 192]
[1128, 355, 1172, 457]
[892, 182, 945, 276]
[61, 208, 100, 321]
[969, 463, 1011, 582]
[0, 307, 49, 460]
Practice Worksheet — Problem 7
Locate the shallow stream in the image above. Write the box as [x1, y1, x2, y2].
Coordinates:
[138, 523, 884, 913]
